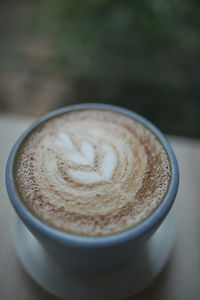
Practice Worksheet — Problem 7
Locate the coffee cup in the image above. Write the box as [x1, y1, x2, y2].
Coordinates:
[6, 103, 179, 274]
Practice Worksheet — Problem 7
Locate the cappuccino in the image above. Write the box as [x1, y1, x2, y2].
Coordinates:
[14, 109, 171, 236]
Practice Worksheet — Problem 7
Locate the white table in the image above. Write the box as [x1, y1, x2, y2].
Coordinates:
[0, 114, 200, 300]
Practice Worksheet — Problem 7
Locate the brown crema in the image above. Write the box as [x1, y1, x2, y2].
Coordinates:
[14, 109, 171, 236]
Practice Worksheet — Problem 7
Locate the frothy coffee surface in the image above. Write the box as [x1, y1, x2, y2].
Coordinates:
[15, 109, 171, 236]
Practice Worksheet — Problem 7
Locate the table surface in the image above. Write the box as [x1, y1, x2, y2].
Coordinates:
[0, 114, 200, 300]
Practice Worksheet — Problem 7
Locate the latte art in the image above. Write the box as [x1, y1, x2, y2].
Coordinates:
[15, 109, 171, 236]
[55, 131, 116, 184]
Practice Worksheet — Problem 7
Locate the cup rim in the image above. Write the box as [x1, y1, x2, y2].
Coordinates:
[6, 103, 179, 248]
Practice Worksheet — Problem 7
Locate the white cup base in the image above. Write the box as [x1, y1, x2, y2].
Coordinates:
[12, 209, 175, 300]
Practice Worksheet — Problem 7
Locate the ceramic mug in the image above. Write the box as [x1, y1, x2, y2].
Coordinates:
[5, 103, 179, 273]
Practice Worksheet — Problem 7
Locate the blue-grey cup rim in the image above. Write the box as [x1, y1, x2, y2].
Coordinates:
[5, 103, 179, 249]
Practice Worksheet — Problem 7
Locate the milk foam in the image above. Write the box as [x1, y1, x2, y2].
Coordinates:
[15, 109, 171, 236]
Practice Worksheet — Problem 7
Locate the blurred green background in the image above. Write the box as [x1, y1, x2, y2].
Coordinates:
[0, 0, 200, 137]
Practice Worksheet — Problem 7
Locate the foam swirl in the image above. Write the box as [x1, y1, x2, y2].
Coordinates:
[15, 109, 171, 236]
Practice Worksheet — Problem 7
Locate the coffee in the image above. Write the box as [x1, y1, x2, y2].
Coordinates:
[14, 109, 171, 236]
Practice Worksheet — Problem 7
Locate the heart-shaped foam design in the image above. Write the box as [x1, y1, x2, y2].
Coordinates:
[56, 132, 116, 184]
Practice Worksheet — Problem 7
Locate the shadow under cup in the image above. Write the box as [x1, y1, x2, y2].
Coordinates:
[5, 103, 179, 273]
